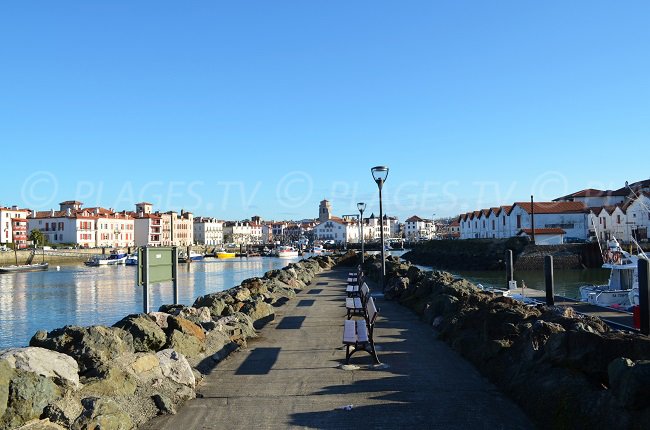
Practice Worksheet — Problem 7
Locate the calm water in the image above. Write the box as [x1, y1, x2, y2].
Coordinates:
[392, 250, 610, 300]
[0, 256, 303, 349]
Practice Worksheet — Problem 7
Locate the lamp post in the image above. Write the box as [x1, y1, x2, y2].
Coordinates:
[371, 166, 389, 290]
[357, 202, 366, 263]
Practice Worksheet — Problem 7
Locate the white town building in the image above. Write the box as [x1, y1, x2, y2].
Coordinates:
[193, 217, 224, 246]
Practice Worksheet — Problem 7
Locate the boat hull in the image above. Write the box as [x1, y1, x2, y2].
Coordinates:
[216, 252, 236, 259]
[0, 263, 49, 273]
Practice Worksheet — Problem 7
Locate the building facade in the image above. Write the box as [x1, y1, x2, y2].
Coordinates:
[1, 206, 31, 249]
[193, 217, 224, 246]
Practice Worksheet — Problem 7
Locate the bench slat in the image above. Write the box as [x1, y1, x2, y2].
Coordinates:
[343, 320, 357, 343]
[356, 320, 369, 342]
[367, 297, 378, 322]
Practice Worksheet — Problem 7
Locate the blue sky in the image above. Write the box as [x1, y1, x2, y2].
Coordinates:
[1, 1, 648, 221]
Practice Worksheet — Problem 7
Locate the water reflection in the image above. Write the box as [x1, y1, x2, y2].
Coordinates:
[0, 256, 303, 349]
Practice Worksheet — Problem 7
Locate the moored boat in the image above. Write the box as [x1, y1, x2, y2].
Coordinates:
[276, 246, 299, 258]
[125, 255, 138, 266]
[578, 237, 644, 309]
[85, 250, 128, 267]
[216, 251, 237, 259]
[0, 262, 49, 274]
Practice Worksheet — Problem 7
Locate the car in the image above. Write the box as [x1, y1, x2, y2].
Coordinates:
[563, 237, 584, 244]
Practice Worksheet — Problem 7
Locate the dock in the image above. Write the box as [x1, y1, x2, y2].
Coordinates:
[142, 268, 533, 429]
[505, 286, 636, 330]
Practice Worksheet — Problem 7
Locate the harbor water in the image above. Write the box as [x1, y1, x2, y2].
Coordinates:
[0, 256, 302, 349]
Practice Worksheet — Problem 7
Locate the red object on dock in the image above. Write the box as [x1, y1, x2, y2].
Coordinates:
[633, 305, 640, 329]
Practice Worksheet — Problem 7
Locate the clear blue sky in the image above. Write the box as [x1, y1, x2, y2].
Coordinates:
[2, 1, 648, 221]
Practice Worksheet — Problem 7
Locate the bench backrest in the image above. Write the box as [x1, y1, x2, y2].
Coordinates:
[366, 296, 378, 325]
[360, 283, 370, 303]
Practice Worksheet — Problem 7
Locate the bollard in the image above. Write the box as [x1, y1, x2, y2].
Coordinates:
[544, 255, 555, 306]
[638, 259, 650, 335]
[505, 249, 514, 289]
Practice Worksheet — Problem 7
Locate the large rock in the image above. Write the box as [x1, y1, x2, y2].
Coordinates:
[178, 307, 212, 325]
[157, 349, 195, 388]
[167, 316, 206, 342]
[71, 397, 133, 430]
[1, 369, 62, 429]
[148, 312, 171, 330]
[166, 331, 204, 359]
[239, 299, 275, 329]
[30, 326, 134, 376]
[609, 358, 650, 410]
[81, 366, 138, 397]
[240, 277, 268, 295]
[0, 347, 80, 389]
[0, 359, 16, 420]
[113, 314, 167, 353]
[15, 420, 68, 429]
[192, 292, 233, 318]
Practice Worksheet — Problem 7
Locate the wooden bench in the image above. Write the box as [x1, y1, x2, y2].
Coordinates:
[342, 296, 380, 365]
[345, 282, 370, 319]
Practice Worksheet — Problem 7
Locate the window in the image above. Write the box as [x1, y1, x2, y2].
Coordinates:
[502, 216, 506, 226]
[617, 215, 621, 224]
[516, 215, 521, 229]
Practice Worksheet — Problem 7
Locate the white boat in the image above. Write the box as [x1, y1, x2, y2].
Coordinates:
[579, 237, 645, 309]
[276, 246, 299, 258]
[85, 251, 128, 267]
[179, 251, 205, 263]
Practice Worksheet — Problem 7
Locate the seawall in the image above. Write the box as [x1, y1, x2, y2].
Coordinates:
[364, 254, 650, 429]
[0, 255, 338, 429]
[403, 238, 602, 271]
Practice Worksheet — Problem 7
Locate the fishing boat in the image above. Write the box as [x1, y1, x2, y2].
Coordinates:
[125, 254, 138, 266]
[276, 246, 299, 258]
[0, 262, 49, 274]
[0, 248, 49, 273]
[179, 251, 205, 263]
[85, 250, 128, 267]
[216, 251, 237, 259]
[578, 237, 644, 309]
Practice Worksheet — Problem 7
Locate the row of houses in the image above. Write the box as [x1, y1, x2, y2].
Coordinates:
[456, 179, 650, 244]
[1, 197, 455, 249]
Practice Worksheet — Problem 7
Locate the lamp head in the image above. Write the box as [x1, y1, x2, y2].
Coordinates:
[371, 166, 389, 187]
[357, 202, 366, 212]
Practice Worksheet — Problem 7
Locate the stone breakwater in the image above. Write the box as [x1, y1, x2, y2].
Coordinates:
[0, 255, 336, 430]
[365, 255, 650, 429]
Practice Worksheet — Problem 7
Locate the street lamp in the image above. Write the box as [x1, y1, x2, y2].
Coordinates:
[357, 202, 366, 263]
[371, 165, 389, 290]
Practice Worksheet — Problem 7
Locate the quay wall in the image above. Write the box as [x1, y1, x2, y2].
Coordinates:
[364, 254, 650, 429]
[0, 255, 338, 430]
[402, 238, 601, 271]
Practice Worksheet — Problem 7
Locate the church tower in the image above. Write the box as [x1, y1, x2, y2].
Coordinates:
[319, 200, 331, 222]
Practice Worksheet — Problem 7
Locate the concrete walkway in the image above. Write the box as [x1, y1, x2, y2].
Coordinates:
[143, 268, 534, 429]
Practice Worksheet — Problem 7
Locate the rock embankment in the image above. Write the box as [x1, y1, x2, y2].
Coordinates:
[365, 254, 650, 429]
[0, 255, 336, 430]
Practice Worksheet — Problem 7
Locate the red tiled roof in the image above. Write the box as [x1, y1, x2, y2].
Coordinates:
[406, 215, 424, 222]
[512, 201, 587, 214]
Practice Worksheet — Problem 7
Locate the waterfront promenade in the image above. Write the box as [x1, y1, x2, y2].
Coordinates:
[143, 268, 534, 429]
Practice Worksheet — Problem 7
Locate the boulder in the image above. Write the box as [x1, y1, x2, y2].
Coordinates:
[167, 316, 206, 342]
[608, 358, 650, 410]
[41, 393, 84, 429]
[131, 354, 160, 375]
[157, 349, 195, 388]
[239, 299, 275, 329]
[166, 331, 204, 359]
[1, 369, 62, 430]
[152, 394, 176, 415]
[0, 359, 16, 419]
[15, 419, 68, 429]
[192, 293, 233, 318]
[384, 276, 409, 300]
[81, 366, 138, 397]
[0, 347, 80, 389]
[113, 314, 167, 353]
[157, 304, 185, 315]
[178, 307, 212, 325]
[240, 277, 269, 295]
[147, 312, 171, 330]
[71, 397, 133, 430]
[30, 325, 134, 377]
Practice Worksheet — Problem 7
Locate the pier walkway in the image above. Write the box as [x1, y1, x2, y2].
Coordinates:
[143, 268, 534, 429]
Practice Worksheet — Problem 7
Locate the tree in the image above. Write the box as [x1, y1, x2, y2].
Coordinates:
[29, 229, 45, 247]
